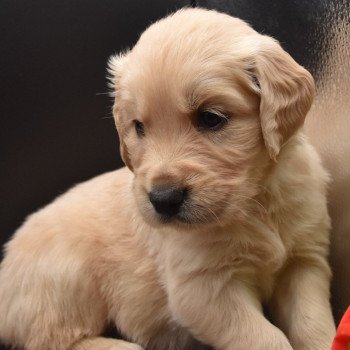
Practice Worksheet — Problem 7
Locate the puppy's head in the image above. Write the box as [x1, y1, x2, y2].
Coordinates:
[108, 8, 314, 229]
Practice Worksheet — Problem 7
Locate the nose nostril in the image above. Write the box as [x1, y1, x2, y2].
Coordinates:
[149, 186, 186, 217]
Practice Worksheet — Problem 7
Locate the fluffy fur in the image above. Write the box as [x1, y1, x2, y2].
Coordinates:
[0, 8, 335, 350]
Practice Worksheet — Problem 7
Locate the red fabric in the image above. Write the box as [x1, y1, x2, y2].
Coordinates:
[332, 307, 350, 350]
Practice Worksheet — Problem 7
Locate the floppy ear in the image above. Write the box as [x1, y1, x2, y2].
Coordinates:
[254, 37, 315, 160]
[107, 53, 133, 171]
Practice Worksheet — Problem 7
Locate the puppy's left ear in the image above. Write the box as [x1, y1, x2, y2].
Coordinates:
[253, 37, 315, 160]
[107, 53, 134, 171]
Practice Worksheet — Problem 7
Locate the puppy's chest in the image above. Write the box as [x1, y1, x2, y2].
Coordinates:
[164, 225, 288, 282]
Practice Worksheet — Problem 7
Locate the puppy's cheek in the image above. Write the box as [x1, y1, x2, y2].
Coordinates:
[184, 183, 229, 223]
[132, 180, 160, 225]
[123, 134, 146, 171]
[188, 177, 253, 224]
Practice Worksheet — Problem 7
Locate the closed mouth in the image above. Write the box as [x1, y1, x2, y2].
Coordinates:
[154, 207, 212, 225]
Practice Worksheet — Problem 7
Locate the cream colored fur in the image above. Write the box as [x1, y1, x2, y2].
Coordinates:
[0, 8, 335, 350]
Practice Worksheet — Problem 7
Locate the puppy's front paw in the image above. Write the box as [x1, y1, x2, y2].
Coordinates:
[73, 338, 144, 350]
[107, 340, 144, 350]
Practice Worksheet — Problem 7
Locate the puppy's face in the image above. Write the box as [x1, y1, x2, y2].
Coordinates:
[109, 9, 314, 229]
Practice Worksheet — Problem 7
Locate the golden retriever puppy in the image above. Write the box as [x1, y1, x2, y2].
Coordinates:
[0, 8, 335, 350]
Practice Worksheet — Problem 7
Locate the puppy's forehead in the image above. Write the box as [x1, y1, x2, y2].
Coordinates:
[136, 8, 255, 53]
[121, 9, 258, 117]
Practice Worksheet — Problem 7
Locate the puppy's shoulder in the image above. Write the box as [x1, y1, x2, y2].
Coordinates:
[5, 167, 136, 258]
[64, 166, 134, 209]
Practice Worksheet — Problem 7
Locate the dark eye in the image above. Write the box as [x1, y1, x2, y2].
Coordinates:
[198, 111, 228, 131]
[134, 120, 145, 137]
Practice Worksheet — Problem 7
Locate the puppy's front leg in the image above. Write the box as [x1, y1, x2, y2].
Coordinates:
[71, 337, 144, 350]
[271, 260, 336, 350]
[167, 274, 292, 350]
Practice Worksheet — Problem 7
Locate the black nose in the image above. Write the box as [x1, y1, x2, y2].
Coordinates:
[149, 186, 186, 217]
